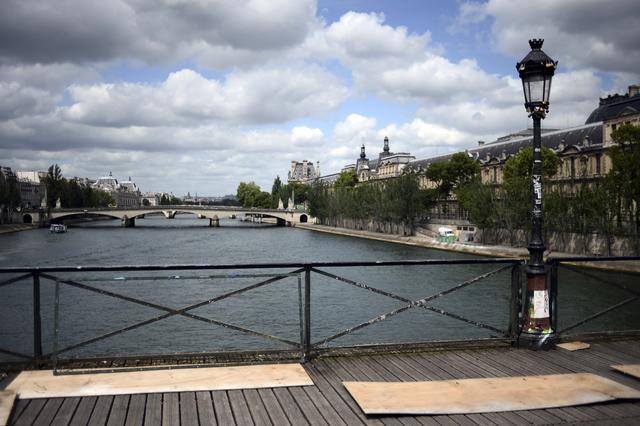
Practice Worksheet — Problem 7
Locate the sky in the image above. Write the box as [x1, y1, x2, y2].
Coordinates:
[1, 0, 639, 196]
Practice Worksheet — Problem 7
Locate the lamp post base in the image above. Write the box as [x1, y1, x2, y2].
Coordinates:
[521, 270, 554, 350]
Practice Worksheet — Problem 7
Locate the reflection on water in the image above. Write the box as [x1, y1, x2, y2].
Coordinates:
[0, 215, 638, 360]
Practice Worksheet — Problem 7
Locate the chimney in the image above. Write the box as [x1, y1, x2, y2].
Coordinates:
[630, 85, 640, 97]
[478, 140, 485, 146]
[316, 161, 320, 177]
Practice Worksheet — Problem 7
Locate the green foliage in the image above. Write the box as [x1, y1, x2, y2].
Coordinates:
[308, 174, 429, 227]
[503, 146, 559, 181]
[0, 170, 20, 207]
[425, 152, 480, 200]
[236, 181, 271, 208]
[457, 181, 496, 236]
[334, 170, 358, 189]
[610, 123, 640, 235]
[270, 176, 282, 208]
[42, 164, 113, 208]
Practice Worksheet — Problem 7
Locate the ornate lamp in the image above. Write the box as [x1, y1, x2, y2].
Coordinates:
[516, 39, 557, 349]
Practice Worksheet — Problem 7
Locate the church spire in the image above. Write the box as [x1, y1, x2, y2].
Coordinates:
[360, 144, 366, 159]
[383, 136, 389, 154]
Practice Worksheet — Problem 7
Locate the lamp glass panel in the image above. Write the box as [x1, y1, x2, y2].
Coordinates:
[525, 75, 545, 103]
[544, 76, 552, 104]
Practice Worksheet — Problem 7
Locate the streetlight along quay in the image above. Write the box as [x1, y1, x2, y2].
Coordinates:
[516, 39, 557, 349]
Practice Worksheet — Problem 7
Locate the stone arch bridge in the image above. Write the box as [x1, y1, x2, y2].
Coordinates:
[43, 206, 310, 227]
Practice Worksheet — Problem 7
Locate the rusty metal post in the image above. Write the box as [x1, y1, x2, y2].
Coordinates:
[32, 271, 43, 363]
[303, 265, 311, 362]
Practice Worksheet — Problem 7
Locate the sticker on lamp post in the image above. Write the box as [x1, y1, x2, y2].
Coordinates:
[532, 290, 550, 318]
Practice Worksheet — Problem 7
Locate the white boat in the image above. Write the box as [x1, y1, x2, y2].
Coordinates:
[49, 224, 67, 233]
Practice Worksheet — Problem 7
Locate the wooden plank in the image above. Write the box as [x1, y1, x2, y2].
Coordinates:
[287, 387, 327, 426]
[51, 397, 81, 426]
[228, 390, 254, 425]
[489, 349, 601, 422]
[32, 398, 64, 426]
[557, 342, 590, 351]
[8, 398, 29, 422]
[88, 396, 114, 426]
[329, 358, 405, 426]
[106, 395, 130, 426]
[195, 391, 217, 426]
[612, 364, 640, 379]
[301, 385, 347, 426]
[7, 364, 313, 399]
[243, 389, 272, 426]
[69, 396, 97, 426]
[297, 364, 365, 426]
[454, 351, 552, 426]
[442, 351, 545, 426]
[364, 355, 482, 426]
[272, 387, 309, 425]
[179, 392, 199, 426]
[124, 394, 146, 426]
[0, 391, 16, 426]
[143, 394, 162, 426]
[13, 399, 47, 426]
[212, 391, 235, 425]
[162, 393, 179, 426]
[343, 373, 640, 415]
[520, 347, 638, 420]
[256, 389, 291, 426]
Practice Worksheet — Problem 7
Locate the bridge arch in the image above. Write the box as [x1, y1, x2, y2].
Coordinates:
[23, 214, 32, 224]
[299, 214, 308, 223]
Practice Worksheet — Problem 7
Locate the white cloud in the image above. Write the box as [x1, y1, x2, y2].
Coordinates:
[62, 67, 348, 127]
[0, 0, 318, 67]
[484, 0, 640, 76]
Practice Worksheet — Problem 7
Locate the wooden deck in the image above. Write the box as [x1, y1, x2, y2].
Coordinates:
[4, 340, 640, 425]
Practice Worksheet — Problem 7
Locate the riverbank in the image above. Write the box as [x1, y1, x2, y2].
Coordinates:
[0, 224, 38, 235]
[296, 223, 640, 273]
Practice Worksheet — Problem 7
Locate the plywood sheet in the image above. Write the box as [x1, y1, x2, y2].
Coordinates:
[7, 363, 313, 399]
[343, 373, 640, 415]
[0, 391, 16, 426]
[557, 342, 590, 351]
[612, 364, 640, 379]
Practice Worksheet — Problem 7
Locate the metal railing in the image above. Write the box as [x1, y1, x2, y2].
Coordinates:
[0, 258, 523, 371]
[548, 256, 640, 340]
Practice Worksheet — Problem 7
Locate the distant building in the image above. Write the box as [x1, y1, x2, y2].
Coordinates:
[288, 160, 320, 184]
[92, 172, 141, 207]
[15, 170, 47, 208]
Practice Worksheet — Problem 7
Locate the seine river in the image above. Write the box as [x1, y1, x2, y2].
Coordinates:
[1, 215, 638, 361]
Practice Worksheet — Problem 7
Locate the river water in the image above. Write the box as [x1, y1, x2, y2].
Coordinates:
[1, 216, 638, 361]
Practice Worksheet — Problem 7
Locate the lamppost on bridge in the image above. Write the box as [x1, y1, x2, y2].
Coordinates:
[516, 39, 557, 349]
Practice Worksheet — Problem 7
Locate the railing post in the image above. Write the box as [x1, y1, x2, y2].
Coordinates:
[509, 262, 522, 346]
[32, 271, 43, 364]
[549, 259, 558, 338]
[303, 265, 311, 362]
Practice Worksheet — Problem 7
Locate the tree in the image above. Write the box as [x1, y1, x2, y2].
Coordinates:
[457, 180, 496, 242]
[609, 123, 640, 239]
[0, 170, 20, 208]
[500, 147, 559, 243]
[271, 176, 282, 208]
[334, 170, 357, 189]
[425, 152, 480, 200]
[44, 164, 63, 207]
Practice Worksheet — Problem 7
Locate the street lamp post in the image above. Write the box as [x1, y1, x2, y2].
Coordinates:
[516, 39, 557, 349]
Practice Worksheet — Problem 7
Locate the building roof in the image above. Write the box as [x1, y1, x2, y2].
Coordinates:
[585, 90, 640, 124]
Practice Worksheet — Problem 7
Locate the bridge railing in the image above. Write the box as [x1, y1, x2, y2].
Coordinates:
[1, 259, 526, 372]
[548, 256, 640, 340]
